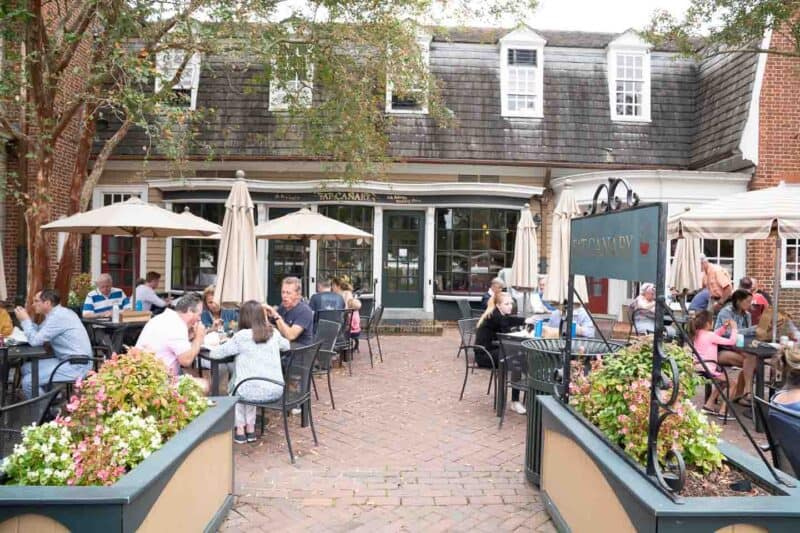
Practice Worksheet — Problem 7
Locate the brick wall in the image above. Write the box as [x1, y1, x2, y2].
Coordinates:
[748, 29, 800, 316]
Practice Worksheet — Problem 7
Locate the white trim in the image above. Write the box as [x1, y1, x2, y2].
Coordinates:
[164, 202, 173, 292]
[733, 239, 746, 286]
[149, 178, 543, 199]
[434, 294, 481, 302]
[386, 35, 430, 115]
[257, 204, 268, 300]
[423, 207, 435, 313]
[372, 206, 384, 307]
[499, 26, 546, 119]
[607, 30, 652, 123]
[739, 29, 772, 165]
[782, 238, 800, 289]
[155, 51, 201, 110]
[268, 45, 314, 112]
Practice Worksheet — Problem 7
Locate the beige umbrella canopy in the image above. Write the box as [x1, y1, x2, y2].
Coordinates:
[214, 178, 263, 304]
[254, 208, 372, 241]
[543, 181, 589, 304]
[510, 204, 538, 313]
[668, 237, 703, 293]
[42, 197, 221, 307]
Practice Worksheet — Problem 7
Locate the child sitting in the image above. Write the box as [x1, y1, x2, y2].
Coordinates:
[347, 297, 362, 351]
[691, 310, 737, 419]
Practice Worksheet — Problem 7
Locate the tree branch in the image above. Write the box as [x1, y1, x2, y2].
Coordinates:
[81, 118, 132, 210]
[53, 2, 98, 76]
[51, 98, 85, 142]
[0, 116, 30, 143]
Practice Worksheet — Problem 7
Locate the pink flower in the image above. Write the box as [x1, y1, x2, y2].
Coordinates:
[95, 387, 107, 403]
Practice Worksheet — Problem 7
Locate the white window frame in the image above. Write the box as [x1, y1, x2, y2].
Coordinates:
[385, 37, 430, 115]
[269, 44, 314, 112]
[782, 238, 800, 289]
[607, 31, 651, 123]
[155, 51, 201, 110]
[499, 28, 545, 119]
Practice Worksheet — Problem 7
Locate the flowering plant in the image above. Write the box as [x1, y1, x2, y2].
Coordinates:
[570, 338, 724, 474]
[2, 422, 75, 486]
[67, 273, 94, 309]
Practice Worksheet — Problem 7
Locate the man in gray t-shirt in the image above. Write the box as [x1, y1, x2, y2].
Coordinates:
[309, 279, 345, 312]
[265, 277, 315, 346]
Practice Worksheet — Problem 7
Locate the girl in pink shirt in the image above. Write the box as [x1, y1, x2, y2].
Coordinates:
[691, 310, 737, 418]
[347, 298, 362, 351]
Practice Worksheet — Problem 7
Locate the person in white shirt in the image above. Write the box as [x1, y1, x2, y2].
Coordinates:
[134, 271, 171, 312]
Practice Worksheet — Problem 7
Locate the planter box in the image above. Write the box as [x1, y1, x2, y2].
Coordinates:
[0, 396, 236, 533]
[539, 397, 800, 533]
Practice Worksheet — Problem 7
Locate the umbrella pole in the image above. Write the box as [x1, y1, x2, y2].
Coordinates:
[131, 230, 140, 311]
[772, 237, 781, 342]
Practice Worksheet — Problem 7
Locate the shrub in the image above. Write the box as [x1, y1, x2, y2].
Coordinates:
[570, 338, 724, 474]
[2, 421, 75, 486]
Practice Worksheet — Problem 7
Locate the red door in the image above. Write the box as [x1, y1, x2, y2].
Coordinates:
[585, 277, 608, 314]
[101, 236, 139, 296]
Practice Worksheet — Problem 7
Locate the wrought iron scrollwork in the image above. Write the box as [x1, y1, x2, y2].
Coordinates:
[587, 178, 640, 215]
[649, 342, 687, 493]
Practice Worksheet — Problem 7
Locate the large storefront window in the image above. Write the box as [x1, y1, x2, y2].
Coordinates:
[171, 203, 226, 291]
[435, 208, 519, 294]
[317, 206, 374, 292]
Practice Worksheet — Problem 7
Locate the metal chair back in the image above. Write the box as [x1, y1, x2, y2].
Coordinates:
[314, 319, 341, 352]
[755, 395, 799, 477]
[0, 388, 60, 458]
[283, 342, 321, 407]
[457, 318, 479, 349]
[457, 299, 473, 320]
[593, 316, 618, 341]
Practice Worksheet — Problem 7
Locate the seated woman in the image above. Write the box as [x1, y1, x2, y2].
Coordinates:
[201, 285, 239, 331]
[714, 289, 757, 405]
[691, 310, 737, 419]
[547, 302, 595, 338]
[631, 283, 657, 334]
[475, 292, 533, 415]
[208, 300, 290, 444]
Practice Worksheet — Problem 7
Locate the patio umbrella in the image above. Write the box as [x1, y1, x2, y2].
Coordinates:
[668, 182, 800, 340]
[214, 178, 262, 304]
[42, 197, 221, 308]
[543, 182, 589, 305]
[509, 204, 538, 313]
[668, 237, 703, 293]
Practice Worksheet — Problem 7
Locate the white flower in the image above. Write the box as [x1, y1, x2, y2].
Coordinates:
[43, 468, 53, 477]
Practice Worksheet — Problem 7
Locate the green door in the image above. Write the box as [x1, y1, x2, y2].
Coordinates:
[382, 211, 424, 308]
[267, 207, 308, 305]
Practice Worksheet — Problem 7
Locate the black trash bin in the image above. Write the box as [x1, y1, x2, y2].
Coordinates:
[521, 338, 624, 486]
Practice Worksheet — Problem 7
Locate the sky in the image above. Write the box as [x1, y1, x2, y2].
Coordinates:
[485, 0, 694, 33]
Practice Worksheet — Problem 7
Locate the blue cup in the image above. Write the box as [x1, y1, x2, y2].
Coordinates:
[135, 300, 143, 312]
[534, 320, 543, 337]
[571, 321, 577, 338]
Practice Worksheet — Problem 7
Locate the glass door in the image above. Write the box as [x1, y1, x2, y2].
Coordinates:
[267, 207, 308, 305]
[382, 211, 424, 308]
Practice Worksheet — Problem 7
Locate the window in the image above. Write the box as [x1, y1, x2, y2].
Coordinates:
[317, 206, 374, 292]
[170, 203, 226, 291]
[703, 239, 734, 277]
[155, 51, 201, 109]
[386, 38, 430, 114]
[435, 208, 519, 294]
[269, 44, 313, 111]
[783, 239, 800, 287]
[607, 31, 651, 122]
[499, 26, 546, 118]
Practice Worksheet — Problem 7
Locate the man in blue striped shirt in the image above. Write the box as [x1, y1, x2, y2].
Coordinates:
[82, 273, 131, 318]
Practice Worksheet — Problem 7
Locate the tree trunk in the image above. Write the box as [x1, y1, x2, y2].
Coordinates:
[25, 169, 54, 306]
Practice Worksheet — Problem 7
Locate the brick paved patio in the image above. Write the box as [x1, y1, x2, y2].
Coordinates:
[221, 329, 553, 532]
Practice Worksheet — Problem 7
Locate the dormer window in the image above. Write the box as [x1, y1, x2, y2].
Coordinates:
[155, 51, 201, 110]
[386, 37, 430, 114]
[499, 26, 546, 118]
[269, 44, 313, 112]
[607, 31, 651, 122]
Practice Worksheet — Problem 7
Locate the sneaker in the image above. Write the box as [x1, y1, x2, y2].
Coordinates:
[246, 432, 257, 443]
[234, 433, 247, 444]
[291, 407, 302, 416]
[510, 401, 527, 415]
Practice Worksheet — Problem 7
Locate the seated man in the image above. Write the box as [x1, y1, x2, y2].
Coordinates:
[134, 271, 171, 312]
[547, 302, 595, 338]
[136, 293, 206, 378]
[480, 278, 505, 310]
[82, 273, 131, 318]
[309, 279, 345, 313]
[14, 289, 93, 398]
[264, 276, 314, 347]
[688, 287, 710, 313]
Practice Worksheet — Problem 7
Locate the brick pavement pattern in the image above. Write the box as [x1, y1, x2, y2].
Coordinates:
[221, 329, 554, 532]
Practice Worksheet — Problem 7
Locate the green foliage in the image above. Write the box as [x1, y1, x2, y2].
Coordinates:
[67, 273, 94, 309]
[1, 422, 75, 486]
[644, 0, 800, 58]
[570, 338, 724, 474]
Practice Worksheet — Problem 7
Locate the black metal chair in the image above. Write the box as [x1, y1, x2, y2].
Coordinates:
[497, 334, 528, 429]
[312, 319, 340, 409]
[456, 317, 478, 360]
[46, 356, 105, 409]
[333, 309, 355, 374]
[361, 305, 384, 367]
[754, 395, 799, 477]
[0, 388, 61, 459]
[0, 347, 23, 407]
[457, 299, 473, 319]
[233, 342, 321, 464]
[457, 319, 497, 404]
[593, 316, 618, 342]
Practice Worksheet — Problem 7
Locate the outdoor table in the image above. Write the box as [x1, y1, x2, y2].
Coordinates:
[82, 318, 147, 355]
[730, 338, 778, 432]
[0, 344, 53, 404]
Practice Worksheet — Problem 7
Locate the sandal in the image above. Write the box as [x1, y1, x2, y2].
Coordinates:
[736, 394, 752, 407]
[701, 406, 718, 416]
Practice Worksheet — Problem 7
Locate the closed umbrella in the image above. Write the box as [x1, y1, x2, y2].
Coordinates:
[214, 177, 262, 304]
[42, 197, 220, 308]
[510, 204, 538, 313]
[668, 237, 703, 293]
[543, 181, 589, 304]
[668, 182, 800, 340]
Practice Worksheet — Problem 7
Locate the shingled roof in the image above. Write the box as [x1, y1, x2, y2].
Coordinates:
[96, 27, 759, 170]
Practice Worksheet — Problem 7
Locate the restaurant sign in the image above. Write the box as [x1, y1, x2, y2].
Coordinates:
[570, 203, 665, 283]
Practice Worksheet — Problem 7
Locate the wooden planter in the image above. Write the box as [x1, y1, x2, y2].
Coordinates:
[539, 397, 800, 533]
[0, 396, 236, 533]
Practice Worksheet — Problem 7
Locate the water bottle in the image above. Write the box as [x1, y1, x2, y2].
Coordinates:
[534, 320, 543, 338]
[135, 300, 143, 312]
[571, 321, 577, 338]
[112, 303, 120, 323]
